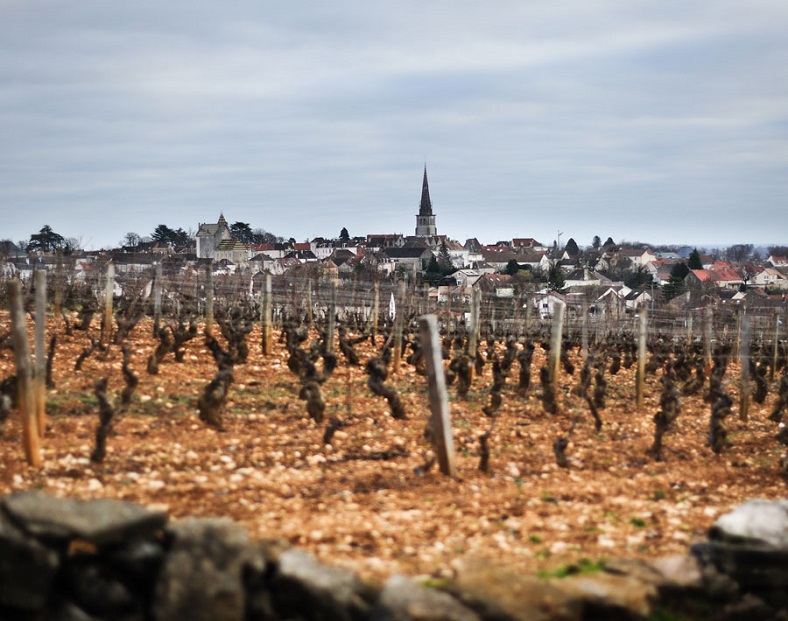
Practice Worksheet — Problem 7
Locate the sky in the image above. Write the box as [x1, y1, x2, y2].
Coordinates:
[1, 1, 787, 251]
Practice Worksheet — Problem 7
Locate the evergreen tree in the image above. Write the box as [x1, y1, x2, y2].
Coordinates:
[662, 263, 690, 301]
[437, 240, 453, 273]
[547, 262, 565, 291]
[688, 248, 703, 270]
[505, 259, 520, 276]
[26, 225, 65, 253]
[339, 227, 350, 242]
[230, 222, 256, 244]
[592, 235, 601, 249]
[564, 238, 580, 257]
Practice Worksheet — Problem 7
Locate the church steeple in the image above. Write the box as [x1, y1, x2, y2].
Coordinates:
[415, 166, 437, 237]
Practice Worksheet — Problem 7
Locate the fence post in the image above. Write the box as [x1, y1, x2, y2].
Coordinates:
[468, 288, 481, 366]
[306, 278, 314, 330]
[34, 269, 47, 438]
[419, 314, 456, 478]
[636, 308, 648, 409]
[8, 279, 41, 467]
[102, 262, 114, 347]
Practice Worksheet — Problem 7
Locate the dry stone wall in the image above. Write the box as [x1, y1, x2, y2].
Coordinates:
[0, 492, 787, 621]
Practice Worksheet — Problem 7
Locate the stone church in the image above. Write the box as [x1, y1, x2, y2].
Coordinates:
[195, 214, 231, 259]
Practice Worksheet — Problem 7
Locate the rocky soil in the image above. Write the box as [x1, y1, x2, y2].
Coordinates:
[1, 313, 786, 583]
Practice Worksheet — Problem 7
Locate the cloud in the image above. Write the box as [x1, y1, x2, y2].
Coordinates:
[1, 1, 787, 248]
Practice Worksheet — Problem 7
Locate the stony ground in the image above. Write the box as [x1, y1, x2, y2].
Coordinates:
[1, 313, 786, 583]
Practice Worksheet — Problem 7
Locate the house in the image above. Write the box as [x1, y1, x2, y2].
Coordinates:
[473, 273, 514, 298]
[768, 255, 788, 268]
[563, 268, 613, 288]
[615, 248, 657, 268]
[512, 238, 547, 251]
[214, 239, 250, 267]
[530, 289, 566, 320]
[196, 214, 232, 259]
[453, 269, 481, 288]
[378, 247, 433, 274]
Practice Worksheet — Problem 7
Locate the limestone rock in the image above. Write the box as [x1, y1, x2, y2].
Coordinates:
[271, 548, 375, 621]
[709, 499, 788, 548]
[152, 517, 254, 621]
[450, 558, 582, 621]
[1, 491, 167, 546]
[557, 572, 657, 620]
[0, 513, 59, 610]
[376, 575, 480, 621]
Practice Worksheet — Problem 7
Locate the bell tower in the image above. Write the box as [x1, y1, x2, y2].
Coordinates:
[415, 166, 437, 237]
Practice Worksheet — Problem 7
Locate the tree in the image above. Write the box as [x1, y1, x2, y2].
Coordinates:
[767, 245, 788, 258]
[437, 240, 454, 274]
[624, 266, 654, 289]
[687, 248, 703, 270]
[504, 259, 520, 276]
[26, 225, 65, 253]
[230, 222, 256, 244]
[592, 235, 601, 249]
[564, 238, 580, 257]
[547, 262, 565, 291]
[339, 227, 350, 242]
[662, 262, 690, 301]
[603, 237, 615, 248]
[724, 244, 754, 264]
[121, 232, 142, 249]
[151, 224, 189, 247]
[424, 255, 442, 284]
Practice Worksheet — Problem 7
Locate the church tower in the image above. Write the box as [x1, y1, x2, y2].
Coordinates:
[415, 166, 437, 237]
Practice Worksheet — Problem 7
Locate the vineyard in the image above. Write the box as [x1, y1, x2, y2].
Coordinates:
[1, 267, 787, 581]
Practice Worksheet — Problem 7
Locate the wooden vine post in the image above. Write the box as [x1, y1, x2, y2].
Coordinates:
[53, 248, 64, 317]
[262, 273, 273, 356]
[739, 313, 750, 422]
[372, 280, 380, 345]
[306, 278, 314, 329]
[548, 299, 565, 391]
[326, 280, 337, 354]
[771, 309, 780, 382]
[8, 279, 41, 467]
[468, 287, 481, 377]
[581, 300, 589, 361]
[636, 308, 648, 409]
[102, 262, 114, 346]
[153, 261, 163, 335]
[419, 314, 456, 477]
[205, 263, 214, 336]
[34, 269, 47, 438]
[703, 306, 713, 374]
[686, 314, 693, 348]
[392, 280, 406, 373]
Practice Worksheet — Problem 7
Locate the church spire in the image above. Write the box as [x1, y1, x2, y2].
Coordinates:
[415, 165, 437, 237]
[418, 166, 433, 216]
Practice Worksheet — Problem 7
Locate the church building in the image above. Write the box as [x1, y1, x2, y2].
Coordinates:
[196, 214, 231, 259]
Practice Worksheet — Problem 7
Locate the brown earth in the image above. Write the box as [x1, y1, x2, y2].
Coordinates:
[1, 313, 786, 583]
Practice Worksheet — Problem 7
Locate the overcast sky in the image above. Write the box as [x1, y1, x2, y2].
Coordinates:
[2, 1, 787, 251]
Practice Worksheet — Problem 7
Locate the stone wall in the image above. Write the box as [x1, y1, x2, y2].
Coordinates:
[1, 492, 786, 620]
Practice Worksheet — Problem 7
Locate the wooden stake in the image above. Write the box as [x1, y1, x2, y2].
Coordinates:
[770, 310, 779, 383]
[103, 262, 114, 346]
[636, 308, 648, 409]
[703, 306, 713, 374]
[8, 279, 41, 467]
[153, 262, 163, 336]
[372, 280, 380, 346]
[262, 273, 273, 356]
[419, 314, 456, 478]
[739, 313, 750, 422]
[34, 269, 47, 438]
[205, 264, 214, 336]
[468, 288, 481, 362]
[392, 280, 406, 373]
[326, 280, 337, 354]
[549, 300, 565, 390]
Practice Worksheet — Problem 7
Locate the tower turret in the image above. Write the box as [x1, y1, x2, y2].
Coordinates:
[415, 166, 437, 237]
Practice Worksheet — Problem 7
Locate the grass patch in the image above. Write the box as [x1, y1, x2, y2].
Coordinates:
[538, 558, 605, 580]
